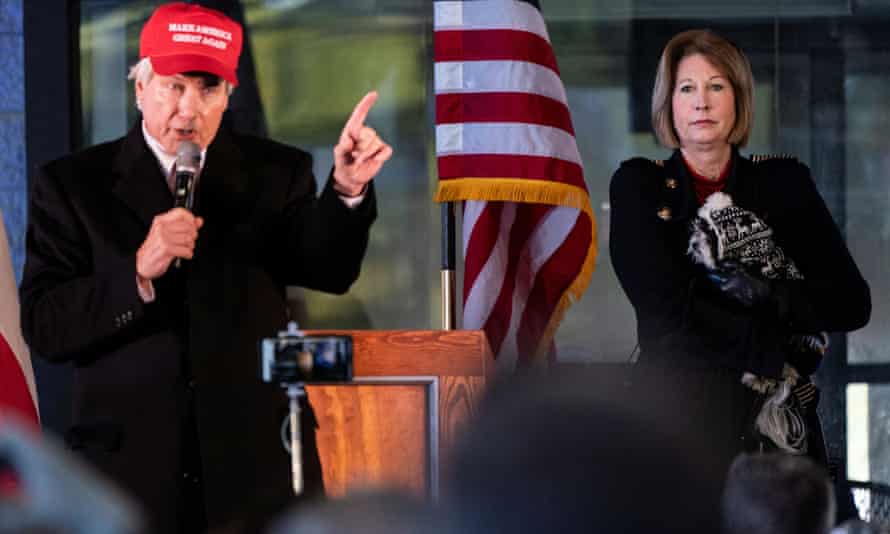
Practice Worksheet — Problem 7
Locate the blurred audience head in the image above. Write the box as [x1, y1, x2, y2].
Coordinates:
[831, 519, 890, 534]
[0, 414, 143, 534]
[723, 452, 835, 534]
[266, 489, 442, 534]
[442, 365, 722, 534]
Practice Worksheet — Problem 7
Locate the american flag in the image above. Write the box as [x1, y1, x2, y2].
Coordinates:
[0, 210, 39, 428]
[433, 0, 597, 369]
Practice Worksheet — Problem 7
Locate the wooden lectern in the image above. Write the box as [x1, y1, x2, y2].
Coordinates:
[303, 330, 494, 499]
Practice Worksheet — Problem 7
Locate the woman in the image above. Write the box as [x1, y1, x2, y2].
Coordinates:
[609, 30, 870, 474]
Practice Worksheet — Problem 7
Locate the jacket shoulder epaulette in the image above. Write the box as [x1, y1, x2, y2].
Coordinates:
[619, 156, 664, 167]
[750, 153, 798, 164]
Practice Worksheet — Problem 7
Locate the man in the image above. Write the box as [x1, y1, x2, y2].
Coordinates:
[20, 3, 391, 532]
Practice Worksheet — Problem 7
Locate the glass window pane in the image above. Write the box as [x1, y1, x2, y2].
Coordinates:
[79, 2, 149, 146]
[242, 2, 435, 329]
[847, 383, 890, 485]
[846, 52, 890, 364]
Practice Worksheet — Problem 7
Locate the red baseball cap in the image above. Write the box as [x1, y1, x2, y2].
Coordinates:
[139, 2, 243, 86]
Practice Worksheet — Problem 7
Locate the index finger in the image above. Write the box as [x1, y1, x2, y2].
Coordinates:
[342, 91, 378, 138]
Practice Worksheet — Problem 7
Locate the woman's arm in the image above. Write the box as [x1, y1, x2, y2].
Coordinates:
[767, 161, 871, 333]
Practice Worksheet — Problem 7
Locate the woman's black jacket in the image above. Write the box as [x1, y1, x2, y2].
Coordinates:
[609, 148, 870, 378]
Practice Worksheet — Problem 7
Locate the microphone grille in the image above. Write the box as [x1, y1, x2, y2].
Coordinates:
[175, 141, 201, 173]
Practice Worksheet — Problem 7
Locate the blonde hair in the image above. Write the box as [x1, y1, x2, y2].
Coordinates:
[651, 29, 754, 148]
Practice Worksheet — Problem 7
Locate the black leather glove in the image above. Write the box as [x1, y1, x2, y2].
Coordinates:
[705, 259, 771, 308]
[787, 332, 829, 376]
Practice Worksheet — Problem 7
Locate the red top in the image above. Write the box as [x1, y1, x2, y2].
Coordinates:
[0, 334, 39, 429]
[683, 154, 731, 205]
[0, 334, 39, 498]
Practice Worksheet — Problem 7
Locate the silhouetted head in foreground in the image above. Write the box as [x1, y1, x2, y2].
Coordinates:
[723, 452, 835, 534]
[443, 366, 723, 533]
[267, 490, 442, 534]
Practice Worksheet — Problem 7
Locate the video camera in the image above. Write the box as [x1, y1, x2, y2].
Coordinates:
[259, 322, 353, 385]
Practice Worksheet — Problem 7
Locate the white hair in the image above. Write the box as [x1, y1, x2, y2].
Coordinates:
[127, 57, 234, 95]
[127, 57, 155, 86]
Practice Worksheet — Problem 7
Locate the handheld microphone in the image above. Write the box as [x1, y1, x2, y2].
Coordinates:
[173, 141, 201, 211]
[173, 141, 201, 268]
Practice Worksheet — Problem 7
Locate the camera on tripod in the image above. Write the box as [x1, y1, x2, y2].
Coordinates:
[258, 322, 352, 495]
[259, 322, 353, 385]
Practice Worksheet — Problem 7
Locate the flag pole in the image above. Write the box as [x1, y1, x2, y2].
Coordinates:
[441, 202, 457, 330]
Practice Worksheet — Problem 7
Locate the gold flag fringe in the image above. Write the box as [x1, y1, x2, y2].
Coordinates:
[434, 178, 594, 219]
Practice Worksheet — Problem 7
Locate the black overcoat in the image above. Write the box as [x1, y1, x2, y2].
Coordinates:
[20, 124, 376, 531]
[609, 148, 871, 477]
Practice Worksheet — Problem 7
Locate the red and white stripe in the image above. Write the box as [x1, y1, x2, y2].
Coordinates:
[0, 210, 39, 428]
[434, 0, 595, 369]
